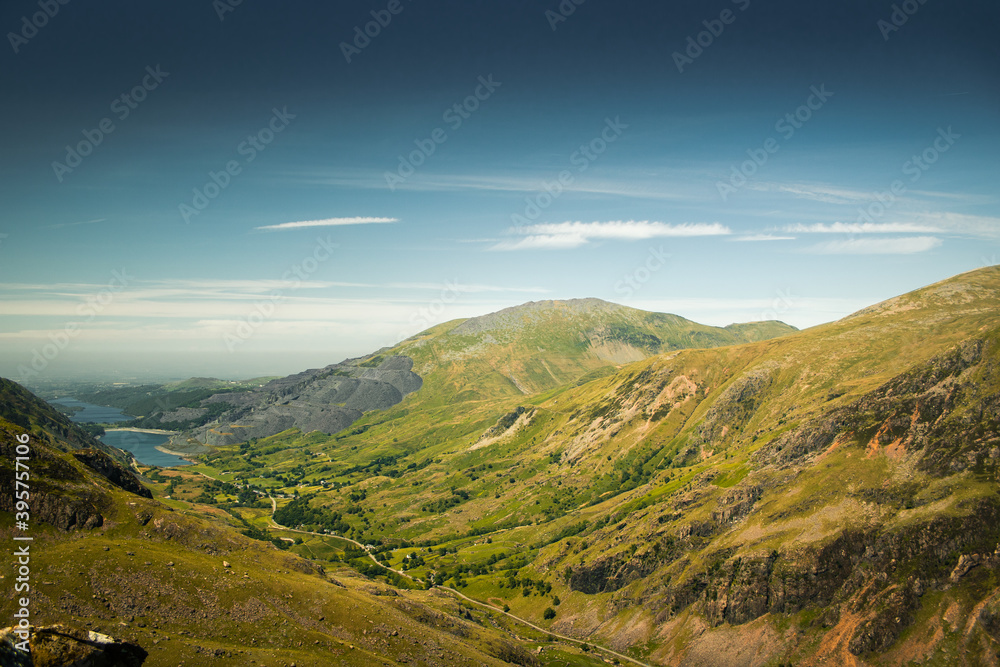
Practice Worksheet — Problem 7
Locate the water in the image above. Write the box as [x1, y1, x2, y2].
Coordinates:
[100, 430, 192, 467]
[49, 397, 191, 467]
[49, 397, 133, 423]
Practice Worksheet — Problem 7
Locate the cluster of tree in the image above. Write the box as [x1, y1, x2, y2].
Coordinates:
[421, 488, 470, 513]
[400, 553, 425, 571]
[501, 573, 552, 597]
[273, 495, 351, 534]
[78, 423, 105, 438]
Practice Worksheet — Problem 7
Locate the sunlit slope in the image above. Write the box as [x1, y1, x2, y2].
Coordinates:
[211, 267, 1000, 664]
[391, 298, 796, 404]
[0, 404, 555, 667]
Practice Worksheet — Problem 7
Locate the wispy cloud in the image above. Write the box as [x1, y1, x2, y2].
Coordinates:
[806, 236, 942, 255]
[785, 222, 943, 234]
[910, 212, 1000, 239]
[491, 221, 730, 251]
[255, 217, 398, 231]
[294, 170, 692, 201]
[748, 182, 873, 205]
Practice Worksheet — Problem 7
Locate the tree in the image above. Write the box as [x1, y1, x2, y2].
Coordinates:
[543, 607, 556, 620]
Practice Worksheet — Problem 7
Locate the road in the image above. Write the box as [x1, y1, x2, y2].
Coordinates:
[266, 495, 653, 667]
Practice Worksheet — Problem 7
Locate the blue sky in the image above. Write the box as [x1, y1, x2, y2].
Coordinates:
[1, 0, 998, 381]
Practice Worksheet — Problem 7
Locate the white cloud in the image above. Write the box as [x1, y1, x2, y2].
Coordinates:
[785, 222, 943, 234]
[255, 217, 398, 231]
[909, 212, 1000, 239]
[491, 221, 730, 251]
[806, 236, 942, 255]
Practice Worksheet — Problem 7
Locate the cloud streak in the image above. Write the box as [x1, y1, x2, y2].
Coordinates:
[492, 221, 730, 251]
[255, 217, 398, 231]
[806, 236, 942, 255]
[785, 222, 943, 234]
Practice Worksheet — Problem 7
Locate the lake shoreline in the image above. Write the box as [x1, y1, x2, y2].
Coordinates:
[106, 427, 176, 435]
[153, 445, 200, 464]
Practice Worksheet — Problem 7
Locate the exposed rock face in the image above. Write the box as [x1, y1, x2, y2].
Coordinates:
[71, 449, 152, 499]
[477, 407, 529, 443]
[0, 433, 106, 530]
[194, 355, 423, 446]
[0, 625, 147, 666]
[761, 337, 996, 471]
[694, 365, 777, 450]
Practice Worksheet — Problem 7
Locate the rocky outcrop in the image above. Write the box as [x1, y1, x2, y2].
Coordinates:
[694, 365, 777, 451]
[711, 483, 763, 524]
[761, 337, 997, 472]
[0, 625, 147, 666]
[0, 432, 106, 530]
[477, 407, 529, 443]
[72, 449, 152, 499]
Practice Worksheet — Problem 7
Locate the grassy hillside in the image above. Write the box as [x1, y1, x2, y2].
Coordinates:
[0, 393, 604, 666]
[393, 298, 796, 403]
[192, 267, 1000, 665]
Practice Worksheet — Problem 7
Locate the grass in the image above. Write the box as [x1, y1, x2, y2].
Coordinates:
[14, 267, 1000, 664]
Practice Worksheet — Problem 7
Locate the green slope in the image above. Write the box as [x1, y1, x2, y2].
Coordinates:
[0, 387, 590, 666]
[197, 266, 1000, 665]
[394, 298, 796, 404]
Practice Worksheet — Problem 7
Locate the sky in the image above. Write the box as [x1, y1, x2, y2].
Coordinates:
[0, 0, 998, 382]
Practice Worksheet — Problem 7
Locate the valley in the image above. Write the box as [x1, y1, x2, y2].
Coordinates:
[4, 270, 1000, 665]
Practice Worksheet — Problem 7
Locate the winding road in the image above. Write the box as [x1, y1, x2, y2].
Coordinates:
[265, 494, 654, 667]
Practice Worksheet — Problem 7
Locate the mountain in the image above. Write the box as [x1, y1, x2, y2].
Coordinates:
[192, 266, 1000, 665]
[4, 269, 1000, 665]
[394, 298, 797, 402]
[0, 382, 566, 666]
[89, 300, 793, 450]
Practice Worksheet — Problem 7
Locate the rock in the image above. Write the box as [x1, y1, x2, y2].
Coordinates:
[0, 624, 147, 666]
[223, 561, 231, 568]
[72, 449, 153, 499]
[0, 627, 31, 666]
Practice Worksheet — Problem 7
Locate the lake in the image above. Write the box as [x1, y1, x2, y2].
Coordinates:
[100, 430, 192, 468]
[49, 397, 191, 467]
[49, 397, 133, 423]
